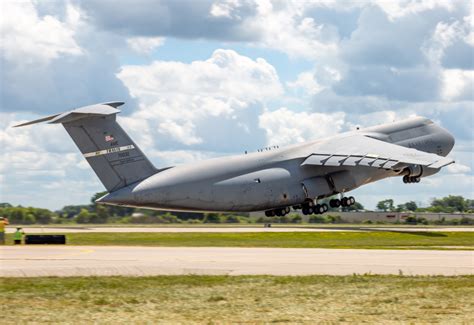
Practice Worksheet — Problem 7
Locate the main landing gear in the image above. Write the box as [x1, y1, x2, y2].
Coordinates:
[329, 196, 356, 208]
[264, 196, 357, 217]
[264, 206, 291, 217]
[403, 175, 420, 183]
[301, 201, 328, 215]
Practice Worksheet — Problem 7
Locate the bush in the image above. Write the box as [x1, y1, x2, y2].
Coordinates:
[326, 215, 343, 224]
[404, 216, 428, 225]
[224, 215, 241, 223]
[308, 215, 326, 223]
[203, 213, 222, 223]
[290, 215, 302, 223]
[459, 217, 474, 225]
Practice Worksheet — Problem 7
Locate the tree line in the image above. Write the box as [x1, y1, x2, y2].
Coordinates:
[0, 193, 472, 225]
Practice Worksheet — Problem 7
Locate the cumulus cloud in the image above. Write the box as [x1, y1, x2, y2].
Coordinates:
[0, 1, 82, 64]
[127, 37, 165, 54]
[2, 0, 472, 210]
[441, 69, 474, 101]
[0, 113, 101, 208]
[0, 1, 134, 114]
[117, 49, 282, 152]
[259, 107, 345, 146]
[78, 0, 259, 41]
[286, 72, 323, 96]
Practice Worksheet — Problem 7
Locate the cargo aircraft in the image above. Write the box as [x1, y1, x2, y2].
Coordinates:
[15, 102, 455, 216]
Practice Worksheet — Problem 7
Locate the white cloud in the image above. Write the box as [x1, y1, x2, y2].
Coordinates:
[447, 163, 471, 174]
[247, 1, 339, 60]
[441, 69, 474, 101]
[286, 71, 323, 95]
[0, 1, 83, 64]
[119, 49, 282, 101]
[117, 49, 281, 148]
[376, 0, 455, 20]
[258, 107, 345, 146]
[127, 37, 165, 54]
[0, 113, 102, 208]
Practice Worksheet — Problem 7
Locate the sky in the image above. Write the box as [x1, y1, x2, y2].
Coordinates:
[0, 0, 473, 211]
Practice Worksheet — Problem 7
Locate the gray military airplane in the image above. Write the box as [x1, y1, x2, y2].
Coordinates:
[15, 102, 455, 216]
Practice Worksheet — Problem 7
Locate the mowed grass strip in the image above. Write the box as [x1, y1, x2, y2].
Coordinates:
[13, 231, 474, 249]
[1, 275, 473, 324]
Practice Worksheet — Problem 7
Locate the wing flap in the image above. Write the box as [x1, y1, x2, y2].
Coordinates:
[301, 134, 454, 171]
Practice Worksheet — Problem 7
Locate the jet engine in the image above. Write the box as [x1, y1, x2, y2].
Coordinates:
[401, 164, 440, 183]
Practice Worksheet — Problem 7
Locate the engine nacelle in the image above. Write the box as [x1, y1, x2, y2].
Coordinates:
[403, 165, 423, 177]
[401, 165, 440, 178]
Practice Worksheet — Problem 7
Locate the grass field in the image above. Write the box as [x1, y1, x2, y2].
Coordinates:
[1, 275, 473, 323]
[6, 231, 473, 249]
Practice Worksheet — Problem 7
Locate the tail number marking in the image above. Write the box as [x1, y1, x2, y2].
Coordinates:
[83, 145, 135, 158]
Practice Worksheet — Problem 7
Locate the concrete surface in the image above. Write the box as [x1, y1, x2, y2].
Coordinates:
[1, 246, 472, 277]
[5, 226, 474, 233]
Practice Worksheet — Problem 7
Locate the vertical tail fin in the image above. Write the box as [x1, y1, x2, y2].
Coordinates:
[14, 102, 157, 192]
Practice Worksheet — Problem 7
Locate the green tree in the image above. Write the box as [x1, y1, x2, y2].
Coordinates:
[430, 195, 468, 212]
[376, 199, 394, 212]
[75, 209, 90, 224]
[405, 201, 418, 211]
[203, 213, 222, 223]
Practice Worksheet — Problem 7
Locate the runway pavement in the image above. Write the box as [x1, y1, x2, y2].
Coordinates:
[1, 246, 472, 277]
[5, 226, 474, 233]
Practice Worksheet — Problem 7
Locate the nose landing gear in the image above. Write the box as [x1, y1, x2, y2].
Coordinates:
[403, 175, 420, 183]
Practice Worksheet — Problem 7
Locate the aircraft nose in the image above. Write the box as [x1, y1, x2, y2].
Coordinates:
[439, 127, 455, 157]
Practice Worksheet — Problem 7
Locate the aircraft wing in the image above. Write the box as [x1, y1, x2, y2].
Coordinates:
[301, 134, 454, 171]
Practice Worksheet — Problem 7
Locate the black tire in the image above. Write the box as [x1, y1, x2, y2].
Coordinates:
[314, 204, 321, 214]
[341, 197, 348, 207]
[403, 175, 408, 183]
[322, 203, 328, 212]
[302, 207, 308, 215]
[265, 211, 271, 217]
[349, 196, 355, 205]
[285, 207, 291, 214]
[329, 199, 337, 208]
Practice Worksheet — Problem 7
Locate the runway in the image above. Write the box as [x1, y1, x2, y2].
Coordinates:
[5, 226, 474, 233]
[1, 246, 472, 277]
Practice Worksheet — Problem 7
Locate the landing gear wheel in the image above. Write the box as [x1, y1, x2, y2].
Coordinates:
[348, 196, 355, 205]
[403, 175, 409, 183]
[341, 197, 349, 207]
[314, 204, 325, 214]
[314, 204, 321, 214]
[265, 211, 271, 217]
[285, 207, 291, 214]
[330, 199, 341, 208]
[322, 203, 328, 212]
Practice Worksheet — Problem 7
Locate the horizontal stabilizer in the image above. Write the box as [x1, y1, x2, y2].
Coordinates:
[13, 102, 124, 127]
